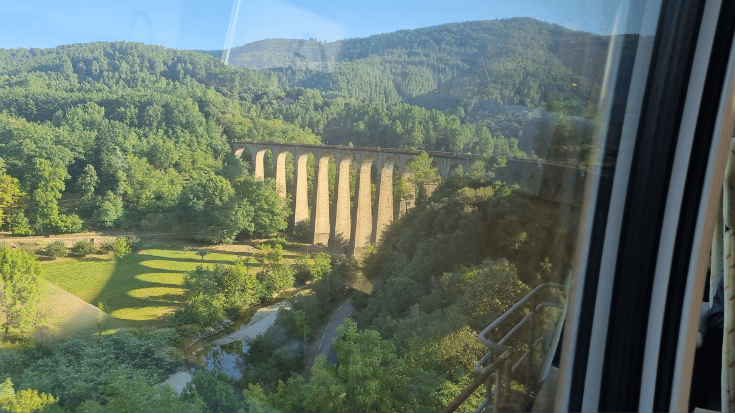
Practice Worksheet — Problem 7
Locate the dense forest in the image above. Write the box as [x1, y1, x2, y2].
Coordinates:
[0, 41, 317, 237]
[0, 17, 601, 413]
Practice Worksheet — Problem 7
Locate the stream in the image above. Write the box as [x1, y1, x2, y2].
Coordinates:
[163, 300, 290, 392]
[203, 341, 250, 380]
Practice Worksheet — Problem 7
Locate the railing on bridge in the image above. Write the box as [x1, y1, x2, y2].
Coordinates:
[443, 283, 565, 413]
[232, 140, 594, 171]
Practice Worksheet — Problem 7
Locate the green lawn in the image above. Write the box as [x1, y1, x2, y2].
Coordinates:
[41, 247, 253, 325]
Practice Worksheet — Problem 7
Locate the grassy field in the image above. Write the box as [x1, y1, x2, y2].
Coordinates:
[40, 246, 256, 326]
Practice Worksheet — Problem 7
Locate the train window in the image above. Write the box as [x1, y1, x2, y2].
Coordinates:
[4, 0, 733, 412]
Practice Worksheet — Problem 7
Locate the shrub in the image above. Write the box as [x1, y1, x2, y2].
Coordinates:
[294, 252, 332, 284]
[112, 238, 131, 259]
[292, 218, 310, 242]
[71, 240, 97, 257]
[258, 236, 288, 248]
[124, 235, 141, 251]
[99, 241, 116, 252]
[44, 241, 68, 259]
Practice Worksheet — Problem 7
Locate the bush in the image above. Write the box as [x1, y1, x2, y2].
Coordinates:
[257, 236, 288, 248]
[112, 238, 131, 259]
[294, 252, 332, 284]
[99, 241, 116, 252]
[44, 241, 68, 259]
[71, 240, 97, 257]
[292, 218, 310, 242]
[124, 235, 141, 251]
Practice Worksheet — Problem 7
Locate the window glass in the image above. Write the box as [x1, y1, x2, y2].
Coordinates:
[0, 1, 647, 412]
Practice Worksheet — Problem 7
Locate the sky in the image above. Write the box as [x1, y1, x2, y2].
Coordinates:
[0, 0, 632, 51]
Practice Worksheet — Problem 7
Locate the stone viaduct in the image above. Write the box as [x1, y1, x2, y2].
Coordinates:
[232, 141, 591, 256]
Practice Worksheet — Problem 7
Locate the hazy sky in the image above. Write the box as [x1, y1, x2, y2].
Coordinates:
[1, 0, 629, 51]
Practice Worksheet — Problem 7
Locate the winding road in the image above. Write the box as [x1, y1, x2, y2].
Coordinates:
[307, 299, 355, 367]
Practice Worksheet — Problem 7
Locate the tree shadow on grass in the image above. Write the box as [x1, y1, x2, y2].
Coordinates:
[86, 245, 254, 327]
[49, 244, 258, 334]
[87, 248, 194, 327]
[141, 293, 186, 304]
[205, 248, 254, 257]
[137, 254, 234, 266]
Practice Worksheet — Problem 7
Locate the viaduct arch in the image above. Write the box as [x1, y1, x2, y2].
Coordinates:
[232, 141, 591, 256]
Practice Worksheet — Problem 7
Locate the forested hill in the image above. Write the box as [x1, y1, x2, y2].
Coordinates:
[220, 18, 610, 108]
[0, 41, 319, 238]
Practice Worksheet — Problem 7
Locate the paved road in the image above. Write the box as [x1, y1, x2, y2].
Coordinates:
[308, 299, 355, 367]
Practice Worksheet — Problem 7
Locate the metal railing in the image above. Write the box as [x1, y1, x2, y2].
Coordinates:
[443, 283, 565, 413]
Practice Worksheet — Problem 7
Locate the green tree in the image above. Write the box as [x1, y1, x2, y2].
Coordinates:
[0, 247, 43, 340]
[31, 159, 65, 234]
[178, 174, 254, 244]
[93, 191, 124, 228]
[294, 309, 311, 348]
[196, 249, 209, 260]
[213, 262, 261, 309]
[0, 378, 13, 399]
[254, 244, 294, 300]
[234, 177, 289, 238]
[18, 330, 179, 411]
[181, 371, 244, 413]
[0, 379, 57, 413]
[31, 159, 82, 234]
[8, 211, 33, 236]
[77, 370, 202, 413]
[0, 174, 24, 232]
[406, 152, 440, 203]
[179, 265, 225, 325]
[77, 164, 99, 215]
[293, 252, 331, 284]
[296, 320, 406, 413]
[393, 177, 414, 214]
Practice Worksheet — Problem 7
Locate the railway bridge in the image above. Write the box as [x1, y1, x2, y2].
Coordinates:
[232, 141, 591, 256]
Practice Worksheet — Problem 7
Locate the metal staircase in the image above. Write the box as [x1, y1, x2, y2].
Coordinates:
[443, 283, 565, 413]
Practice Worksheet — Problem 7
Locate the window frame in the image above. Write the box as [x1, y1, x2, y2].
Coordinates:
[555, 0, 735, 411]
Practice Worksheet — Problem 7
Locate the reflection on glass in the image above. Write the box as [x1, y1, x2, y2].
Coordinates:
[0, 1, 634, 412]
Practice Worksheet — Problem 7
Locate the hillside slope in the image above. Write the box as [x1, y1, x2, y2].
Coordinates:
[220, 18, 611, 108]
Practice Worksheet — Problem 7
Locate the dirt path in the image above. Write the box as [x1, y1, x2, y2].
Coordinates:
[0, 231, 182, 249]
[0, 231, 317, 256]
